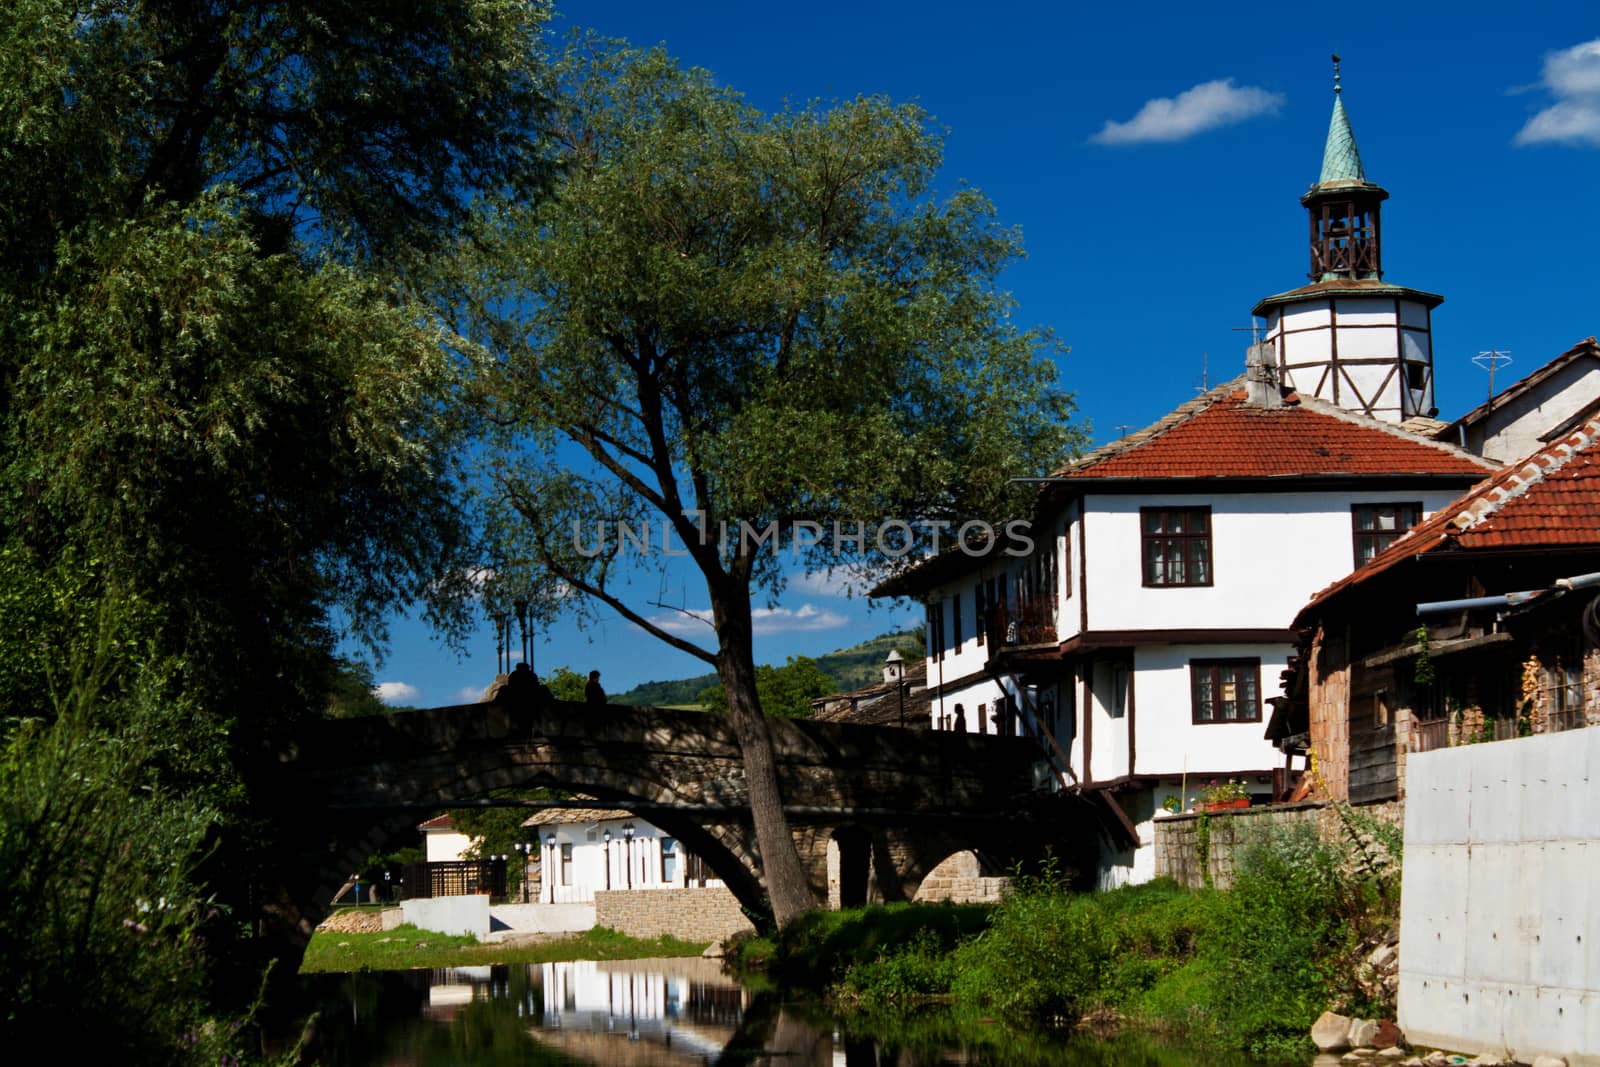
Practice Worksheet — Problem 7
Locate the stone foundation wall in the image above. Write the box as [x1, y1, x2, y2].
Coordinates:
[910, 849, 1011, 904]
[1154, 800, 1402, 890]
[593, 887, 754, 944]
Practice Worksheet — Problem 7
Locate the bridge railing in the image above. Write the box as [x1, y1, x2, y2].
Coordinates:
[402, 859, 507, 901]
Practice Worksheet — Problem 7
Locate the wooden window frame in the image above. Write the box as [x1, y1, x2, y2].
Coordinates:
[974, 582, 986, 646]
[1189, 658, 1262, 724]
[1352, 502, 1423, 568]
[926, 601, 946, 662]
[1140, 507, 1213, 588]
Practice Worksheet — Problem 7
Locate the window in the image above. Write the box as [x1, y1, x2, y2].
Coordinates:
[1541, 641, 1586, 731]
[974, 582, 986, 646]
[1190, 658, 1262, 723]
[926, 600, 946, 661]
[661, 837, 679, 883]
[1352, 503, 1422, 567]
[952, 590, 963, 650]
[560, 843, 574, 886]
[1141, 507, 1212, 587]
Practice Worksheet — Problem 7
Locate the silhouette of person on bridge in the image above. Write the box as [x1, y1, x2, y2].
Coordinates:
[953, 703, 967, 732]
[585, 670, 606, 706]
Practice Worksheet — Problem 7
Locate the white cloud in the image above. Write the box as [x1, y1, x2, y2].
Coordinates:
[373, 681, 421, 705]
[1516, 40, 1600, 146]
[790, 569, 858, 599]
[455, 683, 488, 704]
[1090, 78, 1284, 145]
[648, 602, 849, 637]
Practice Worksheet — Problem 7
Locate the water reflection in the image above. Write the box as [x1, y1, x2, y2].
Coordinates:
[302, 957, 1288, 1067]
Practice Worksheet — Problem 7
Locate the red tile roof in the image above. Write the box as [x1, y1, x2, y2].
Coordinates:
[1055, 382, 1494, 481]
[417, 814, 455, 831]
[1299, 415, 1600, 617]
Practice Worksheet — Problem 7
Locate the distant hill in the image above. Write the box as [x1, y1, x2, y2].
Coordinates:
[613, 629, 922, 707]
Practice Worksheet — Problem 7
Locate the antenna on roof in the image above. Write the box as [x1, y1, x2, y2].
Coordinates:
[1197, 352, 1209, 394]
[1472, 349, 1512, 407]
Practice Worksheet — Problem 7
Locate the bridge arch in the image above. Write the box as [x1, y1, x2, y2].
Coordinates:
[263, 691, 1069, 947]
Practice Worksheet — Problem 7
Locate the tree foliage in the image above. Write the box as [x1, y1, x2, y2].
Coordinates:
[0, 0, 552, 1042]
[697, 656, 837, 718]
[454, 36, 1084, 925]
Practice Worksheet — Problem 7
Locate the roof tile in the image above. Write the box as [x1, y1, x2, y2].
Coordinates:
[1058, 384, 1493, 481]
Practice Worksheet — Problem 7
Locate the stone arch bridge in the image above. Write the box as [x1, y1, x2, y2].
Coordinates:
[265, 688, 1115, 941]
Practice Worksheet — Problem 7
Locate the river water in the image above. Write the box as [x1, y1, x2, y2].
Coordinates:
[299, 956, 1292, 1067]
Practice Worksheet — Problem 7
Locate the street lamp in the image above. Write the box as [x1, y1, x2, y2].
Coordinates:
[546, 834, 558, 902]
[884, 650, 906, 727]
[603, 829, 612, 890]
[492, 607, 509, 674]
[622, 823, 635, 889]
[513, 596, 531, 670]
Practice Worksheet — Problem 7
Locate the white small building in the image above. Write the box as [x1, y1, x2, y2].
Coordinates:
[873, 75, 1497, 889]
[418, 813, 475, 863]
[528, 805, 720, 905]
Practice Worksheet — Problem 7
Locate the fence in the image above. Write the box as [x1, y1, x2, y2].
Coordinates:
[402, 859, 506, 900]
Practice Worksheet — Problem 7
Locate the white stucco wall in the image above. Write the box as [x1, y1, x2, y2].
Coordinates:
[1398, 729, 1600, 1066]
[424, 829, 474, 863]
[1266, 296, 1435, 421]
[539, 817, 715, 903]
[1129, 643, 1287, 778]
[1080, 489, 1465, 634]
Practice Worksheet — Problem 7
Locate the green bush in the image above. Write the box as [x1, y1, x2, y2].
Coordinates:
[838, 930, 959, 1006]
[0, 699, 257, 1061]
[766, 902, 992, 988]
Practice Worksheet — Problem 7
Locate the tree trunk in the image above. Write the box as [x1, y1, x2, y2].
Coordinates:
[713, 588, 819, 927]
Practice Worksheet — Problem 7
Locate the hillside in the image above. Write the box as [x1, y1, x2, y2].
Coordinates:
[613, 628, 922, 707]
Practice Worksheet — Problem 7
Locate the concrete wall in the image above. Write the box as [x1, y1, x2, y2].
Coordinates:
[593, 886, 754, 945]
[402, 894, 490, 938]
[1399, 729, 1600, 1066]
[489, 902, 595, 934]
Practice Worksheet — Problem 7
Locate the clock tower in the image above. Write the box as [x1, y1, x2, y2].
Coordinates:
[1253, 58, 1441, 423]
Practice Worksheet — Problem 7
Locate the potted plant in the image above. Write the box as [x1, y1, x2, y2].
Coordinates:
[1199, 779, 1250, 811]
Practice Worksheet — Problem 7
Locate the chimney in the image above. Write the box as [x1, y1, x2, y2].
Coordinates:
[1245, 341, 1283, 408]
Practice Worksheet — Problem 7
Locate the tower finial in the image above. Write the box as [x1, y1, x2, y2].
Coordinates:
[1332, 53, 1342, 94]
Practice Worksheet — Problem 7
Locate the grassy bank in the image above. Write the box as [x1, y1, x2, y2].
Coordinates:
[733, 820, 1399, 1061]
[301, 925, 708, 973]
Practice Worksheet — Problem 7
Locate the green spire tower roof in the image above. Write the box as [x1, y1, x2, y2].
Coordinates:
[1318, 93, 1366, 185]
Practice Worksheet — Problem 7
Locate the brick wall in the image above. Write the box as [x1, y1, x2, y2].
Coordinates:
[593, 887, 754, 944]
[1153, 799, 1402, 890]
[1307, 624, 1351, 802]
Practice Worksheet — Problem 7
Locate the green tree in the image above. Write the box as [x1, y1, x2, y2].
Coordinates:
[698, 656, 838, 718]
[456, 38, 1084, 926]
[544, 665, 590, 702]
[0, 0, 553, 1036]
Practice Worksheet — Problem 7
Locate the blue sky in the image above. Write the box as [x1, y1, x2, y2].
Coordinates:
[368, 1, 1600, 706]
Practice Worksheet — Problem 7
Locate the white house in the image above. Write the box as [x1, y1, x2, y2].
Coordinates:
[1431, 337, 1600, 463]
[417, 813, 474, 863]
[528, 805, 721, 905]
[873, 77, 1497, 889]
